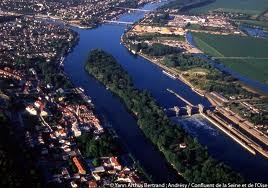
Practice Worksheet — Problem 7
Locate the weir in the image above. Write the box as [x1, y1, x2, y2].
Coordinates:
[165, 90, 268, 159]
[166, 105, 209, 117]
[166, 88, 212, 116]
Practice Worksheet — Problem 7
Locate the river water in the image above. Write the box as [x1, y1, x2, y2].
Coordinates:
[241, 26, 268, 39]
[63, 2, 268, 182]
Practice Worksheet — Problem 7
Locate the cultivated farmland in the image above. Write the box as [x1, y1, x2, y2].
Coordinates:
[189, 0, 268, 16]
[221, 59, 268, 84]
[192, 32, 268, 84]
[192, 33, 268, 58]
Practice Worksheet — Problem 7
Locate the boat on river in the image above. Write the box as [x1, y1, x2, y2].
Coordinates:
[162, 70, 176, 80]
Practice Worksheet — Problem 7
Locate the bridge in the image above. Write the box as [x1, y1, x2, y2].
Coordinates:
[103, 20, 134, 25]
[115, 7, 152, 12]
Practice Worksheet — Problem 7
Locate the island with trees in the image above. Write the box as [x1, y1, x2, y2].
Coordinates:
[85, 49, 244, 183]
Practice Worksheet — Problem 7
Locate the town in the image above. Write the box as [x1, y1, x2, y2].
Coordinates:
[0, 0, 157, 28]
[0, 16, 143, 187]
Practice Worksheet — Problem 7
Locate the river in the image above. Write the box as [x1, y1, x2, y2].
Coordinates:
[63, 1, 268, 182]
[241, 26, 268, 39]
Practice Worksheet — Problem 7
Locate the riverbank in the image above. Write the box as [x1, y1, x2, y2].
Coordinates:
[57, 34, 155, 184]
[121, 38, 207, 98]
[144, 45, 268, 158]
[40, 37, 155, 185]
[84, 49, 244, 183]
[201, 113, 256, 155]
[121, 30, 268, 159]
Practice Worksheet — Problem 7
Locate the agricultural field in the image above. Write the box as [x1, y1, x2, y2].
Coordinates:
[238, 20, 268, 30]
[221, 59, 268, 84]
[189, 0, 268, 16]
[192, 32, 268, 57]
[192, 32, 268, 84]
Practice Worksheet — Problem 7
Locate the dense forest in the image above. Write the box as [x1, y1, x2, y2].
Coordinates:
[76, 132, 121, 159]
[84, 49, 245, 183]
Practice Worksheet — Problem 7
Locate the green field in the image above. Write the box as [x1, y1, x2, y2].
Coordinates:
[238, 20, 268, 30]
[192, 32, 268, 84]
[221, 59, 268, 84]
[192, 33, 268, 57]
[189, 0, 268, 15]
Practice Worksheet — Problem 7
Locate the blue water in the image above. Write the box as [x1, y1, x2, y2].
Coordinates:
[241, 26, 268, 38]
[173, 115, 268, 182]
[63, 2, 268, 182]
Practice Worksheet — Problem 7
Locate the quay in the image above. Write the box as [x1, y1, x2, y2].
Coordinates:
[205, 111, 268, 158]
[202, 113, 256, 155]
[217, 107, 268, 147]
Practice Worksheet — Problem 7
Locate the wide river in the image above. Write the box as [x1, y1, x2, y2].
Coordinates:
[63, 1, 268, 182]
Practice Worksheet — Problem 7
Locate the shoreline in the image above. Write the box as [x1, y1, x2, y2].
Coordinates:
[84, 50, 187, 182]
[121, 38, 207, 98]
[121, 35, 268, 159]
[122, 30, 267, 99]
[56, 2, 181, 182]
[59, 34, 155, 183]
[57, 15, 172, 185]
